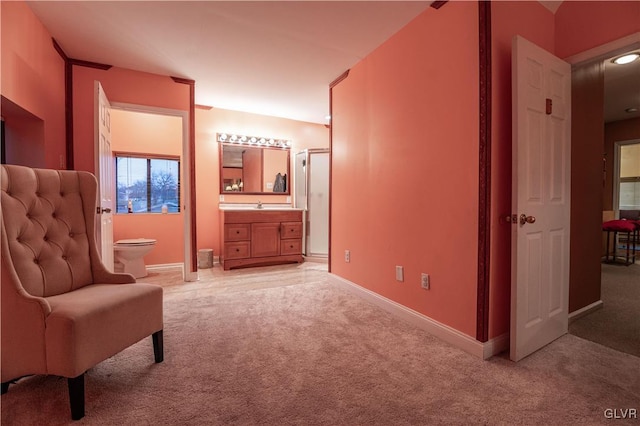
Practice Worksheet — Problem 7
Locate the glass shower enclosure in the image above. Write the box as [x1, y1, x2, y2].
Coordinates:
[294, 149, 329, 258]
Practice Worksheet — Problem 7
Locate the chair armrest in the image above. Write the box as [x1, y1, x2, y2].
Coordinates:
[93, 267, 136, 284]
[90, 253, 135, 284]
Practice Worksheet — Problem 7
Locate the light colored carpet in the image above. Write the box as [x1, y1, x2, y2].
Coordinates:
[570, 262, 640, 358]
[2, 264, 639, 425]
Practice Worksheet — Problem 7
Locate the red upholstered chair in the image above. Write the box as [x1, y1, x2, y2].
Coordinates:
[1, 164, 164, 420]
[602, 219, 639, 265]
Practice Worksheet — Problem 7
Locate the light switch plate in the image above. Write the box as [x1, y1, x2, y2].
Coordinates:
[395, 266, 404, 282]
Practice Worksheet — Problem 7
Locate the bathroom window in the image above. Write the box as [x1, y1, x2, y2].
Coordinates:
[115, 154, 180, 213]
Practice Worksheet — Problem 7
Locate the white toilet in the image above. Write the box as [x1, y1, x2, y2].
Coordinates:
[113, 238, 157, 278]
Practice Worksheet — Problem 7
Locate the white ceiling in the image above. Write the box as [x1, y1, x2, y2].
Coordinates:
[26, 1, 639, 125]
[27, 1, 431, 124]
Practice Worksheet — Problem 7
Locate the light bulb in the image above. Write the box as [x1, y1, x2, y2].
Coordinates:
[613, 53, 639, 65]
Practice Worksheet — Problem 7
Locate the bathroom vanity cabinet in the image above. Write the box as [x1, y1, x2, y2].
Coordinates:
[220, 209, 303, 270]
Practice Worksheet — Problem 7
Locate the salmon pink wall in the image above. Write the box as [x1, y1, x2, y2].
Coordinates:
[72, 66, 190, 174]
[111, 109, 184, 265]
[555, 1, 640, 59]
[331, 2, 479, 337]
[1, 97, 45, 167]
[0, 1, 65, 169]
[111, 110, 182, 156]
[489, 1, 555, 339]
[196, 107, 328, 257]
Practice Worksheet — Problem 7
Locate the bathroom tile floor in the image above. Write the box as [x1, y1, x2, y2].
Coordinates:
[137, 262, 329, 299]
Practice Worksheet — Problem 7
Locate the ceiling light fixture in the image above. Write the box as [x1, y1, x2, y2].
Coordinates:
[216, 133, 291, 149]
[612, 53, 640, 65]
[625, 107, 638, 113]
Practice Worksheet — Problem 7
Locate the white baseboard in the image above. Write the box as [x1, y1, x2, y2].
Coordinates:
[569, 300, 604, 323]
[150, 257, 221, 272]
[483, 332, 509, 359]
[328, 273, 508, 359]
[147, 263, 183, 271]
[146, 263, 199, 281]
[304, 255, 328, 264]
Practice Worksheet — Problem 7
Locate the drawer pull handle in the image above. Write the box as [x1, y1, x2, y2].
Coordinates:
[290, 245, 294, 248]
[236, 248, 240, 252]
[236, 230, 240, 234]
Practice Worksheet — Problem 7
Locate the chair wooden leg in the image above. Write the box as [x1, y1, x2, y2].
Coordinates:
[1, 382, 9, 394]
[152, 330, 164, 363]
[68, 374, 85, 420]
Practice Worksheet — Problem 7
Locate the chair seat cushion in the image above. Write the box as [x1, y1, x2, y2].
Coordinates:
[44, 283, 163, 378]
[602, 219, 636, 232]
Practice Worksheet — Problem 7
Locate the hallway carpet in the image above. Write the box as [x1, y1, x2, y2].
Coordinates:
[2, 264, 638, 425]
[570, 262, 640, 358]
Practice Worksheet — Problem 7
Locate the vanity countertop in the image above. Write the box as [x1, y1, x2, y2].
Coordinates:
[219, 203, 303, 212]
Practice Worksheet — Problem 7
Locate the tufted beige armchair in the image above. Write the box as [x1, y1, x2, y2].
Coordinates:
[1, 164, 164, 420]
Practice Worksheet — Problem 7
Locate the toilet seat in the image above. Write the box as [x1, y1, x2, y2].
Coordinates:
[115, 238, 156, 246]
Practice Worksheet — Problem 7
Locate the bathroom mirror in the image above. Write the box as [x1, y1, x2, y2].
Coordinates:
[219, 143, 290, 195]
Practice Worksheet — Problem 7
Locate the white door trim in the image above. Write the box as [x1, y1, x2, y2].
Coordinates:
[564, 32, 640, 66]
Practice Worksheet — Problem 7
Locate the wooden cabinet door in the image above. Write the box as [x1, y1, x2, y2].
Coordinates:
[251, 222, 280, 258]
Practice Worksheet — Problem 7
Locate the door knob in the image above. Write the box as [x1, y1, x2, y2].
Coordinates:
[519, 214, 536, 225]
[96, 207, 112, 214]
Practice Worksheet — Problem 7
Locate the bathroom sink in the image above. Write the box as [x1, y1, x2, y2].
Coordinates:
[219, 203, 301, 211]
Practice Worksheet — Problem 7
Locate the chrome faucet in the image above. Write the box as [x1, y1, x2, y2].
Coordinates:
[256, 200, 263, 209]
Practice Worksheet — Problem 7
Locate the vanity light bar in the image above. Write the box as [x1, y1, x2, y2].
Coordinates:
[216, 133, 292, 148]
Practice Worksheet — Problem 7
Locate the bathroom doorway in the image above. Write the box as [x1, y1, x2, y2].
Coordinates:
[96, 98, 192, 280]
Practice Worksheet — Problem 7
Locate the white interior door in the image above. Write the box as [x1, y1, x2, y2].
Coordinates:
[510, 36, 571, 361]
[95, 81, 114, 271]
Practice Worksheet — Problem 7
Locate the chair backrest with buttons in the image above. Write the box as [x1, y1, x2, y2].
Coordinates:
[1, 165, 98, 297]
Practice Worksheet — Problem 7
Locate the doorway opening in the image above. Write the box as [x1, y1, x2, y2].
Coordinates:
[567, 37, 640, 358]
[99, 100, 194, 282]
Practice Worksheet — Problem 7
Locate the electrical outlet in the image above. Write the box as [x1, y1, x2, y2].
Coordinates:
[421, 273, 430, 290]
[344, 250, 350, 263]
[396, 266, 404, 282]
[219, 195, 225, 202]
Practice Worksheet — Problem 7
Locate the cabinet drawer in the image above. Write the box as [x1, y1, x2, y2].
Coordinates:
[225, 224, 251, 241]
[225, 241, 250, 259]
[281, 222, 302, 239]
[280, 239, 302, 255]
